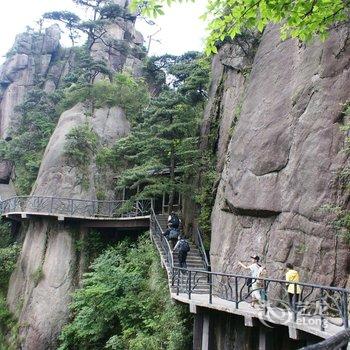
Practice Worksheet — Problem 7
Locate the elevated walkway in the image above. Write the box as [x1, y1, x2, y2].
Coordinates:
[149, 211, 350, 344]
[2, 195, 349, 345]
[1, 196, 151, 228]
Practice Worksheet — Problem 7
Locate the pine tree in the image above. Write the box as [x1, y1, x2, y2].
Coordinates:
[109, 53, 210, 212]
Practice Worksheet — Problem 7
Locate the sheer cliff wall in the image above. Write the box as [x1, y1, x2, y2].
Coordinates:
[206, 24, 350, 290]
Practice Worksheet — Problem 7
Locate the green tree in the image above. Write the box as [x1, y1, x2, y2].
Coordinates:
[104, 53, 209, 212]
[58, 236, 192, 350]
[44, 0, 134, 50]
[130, 0, 350, 53]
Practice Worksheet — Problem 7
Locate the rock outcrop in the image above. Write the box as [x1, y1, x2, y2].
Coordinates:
[209, 25, 350, 287]
[0, 25, 66, 140]
[5, 4, 143, 348]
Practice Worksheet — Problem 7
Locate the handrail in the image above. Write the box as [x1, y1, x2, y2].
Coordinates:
[150, 208, 174, 273]
[1, 196, 153, 219]
[172, 266, 350, 334]
[300, 328, 350, 349]
[172, 267, 350, 292]
[193, 226, 210, 270]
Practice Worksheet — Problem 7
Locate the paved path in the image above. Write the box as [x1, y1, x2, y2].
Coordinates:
[151, 214, 349, 341]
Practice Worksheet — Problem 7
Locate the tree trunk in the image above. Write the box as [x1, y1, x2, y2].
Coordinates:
[168, 142, 175, 214]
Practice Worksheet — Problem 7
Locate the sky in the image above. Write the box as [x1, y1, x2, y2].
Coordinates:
[0, 0, 208, 64]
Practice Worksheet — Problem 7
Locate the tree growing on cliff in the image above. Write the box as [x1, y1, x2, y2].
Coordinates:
[130, 0, 350, 53]
[43, 0, 134, 50]
[103, 52, 209, 212]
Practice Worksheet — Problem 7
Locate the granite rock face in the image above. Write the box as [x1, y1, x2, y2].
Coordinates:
[7, 220, 81, 350]
[0, 25, 65, 140]
[6, 7, 141, 349]
[209, 25, 350, 287]
[31, 103, 129, 199]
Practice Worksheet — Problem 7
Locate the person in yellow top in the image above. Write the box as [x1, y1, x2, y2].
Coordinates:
[285, 263, 301, 310]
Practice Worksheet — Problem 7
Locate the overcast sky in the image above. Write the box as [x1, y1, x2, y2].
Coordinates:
[0, 0, 208, 64]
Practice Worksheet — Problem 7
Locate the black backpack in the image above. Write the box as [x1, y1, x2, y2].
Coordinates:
[169, 214, 180, 228]
[168, 228, 179, 240]
[179, 239, 190, 253]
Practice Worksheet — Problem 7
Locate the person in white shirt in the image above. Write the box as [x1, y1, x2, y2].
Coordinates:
[238, 255, 263, 307]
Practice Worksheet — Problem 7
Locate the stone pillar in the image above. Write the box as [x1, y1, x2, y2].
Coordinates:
[259, 326, 268, 350]
[193, 313, 203, 350]
[202, 314, 210, 350]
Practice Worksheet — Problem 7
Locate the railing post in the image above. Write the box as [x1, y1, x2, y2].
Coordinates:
[320, 288, 325, 332]
[343, 291, 349, 329]
[70, 199, 73, 215]
[263, 280, 267, 315]
[293, 283, 297, 323]
[235, 277, 239, 309]
[209, 273, 212, 304]
[177, 269, 180, 296]
[108, 201, 112, 217]
[188, 270, 192, 300]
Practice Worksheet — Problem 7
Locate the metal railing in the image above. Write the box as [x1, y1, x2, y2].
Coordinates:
[193, 226, 210, 271]
[0, 196, 153, 219]
[150, 208, 174, 274]
[171, 267, 350, 333]
[301, 328, 350, 349]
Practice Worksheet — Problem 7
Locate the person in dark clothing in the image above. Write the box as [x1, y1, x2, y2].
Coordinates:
[168, 211, 180, 229]
[173, 236, 190, 269]
[163, 224, 180, 248]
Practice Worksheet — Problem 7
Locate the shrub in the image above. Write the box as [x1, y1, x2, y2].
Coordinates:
[59, 236, 192, 350]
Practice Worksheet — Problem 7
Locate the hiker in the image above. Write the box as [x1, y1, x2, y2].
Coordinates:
[173, 235, 190, 269]
[285, 263, 301, 311]
[168, 211, 180, 229]
[163, 224, 180, 248]
[238, 255, 263, 307]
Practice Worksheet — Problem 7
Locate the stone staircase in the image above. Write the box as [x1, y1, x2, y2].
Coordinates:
[152, 214, 210, 294]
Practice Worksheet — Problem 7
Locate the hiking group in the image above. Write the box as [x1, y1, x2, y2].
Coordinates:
[163, 212, 190, 269]
[164, 213, 302, 311]
[239, 256, 301, 309]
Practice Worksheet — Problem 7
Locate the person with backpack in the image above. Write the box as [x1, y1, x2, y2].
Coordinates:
[168, 211, 180, 229]
[173, 236, 190, 269]
[163, 223, 180, 248]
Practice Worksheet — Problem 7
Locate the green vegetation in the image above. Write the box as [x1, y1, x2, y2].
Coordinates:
[59, 236, 192, 350]
[0, 89, 63, 194]
[98, 52, 209, 213]
[64, 123, 98, 189]
[131, 0, 350, 53]
[323, 103, 350, 242]
[59, 73, 149, 120]
[31, 267, 45, 287]
[0, 219, 20, 349]
[43, 0, 135, 49]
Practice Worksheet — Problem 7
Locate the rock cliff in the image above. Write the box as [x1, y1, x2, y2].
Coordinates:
[208, 25, 350, 287]
[0, 25, 65, 141]
[5, 1, 144, 348]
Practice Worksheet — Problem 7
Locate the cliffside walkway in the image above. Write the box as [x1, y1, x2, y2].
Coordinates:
[2, 195, 349, 344]
[0, 195, 152, 228]
[150, 211, 350, 344]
